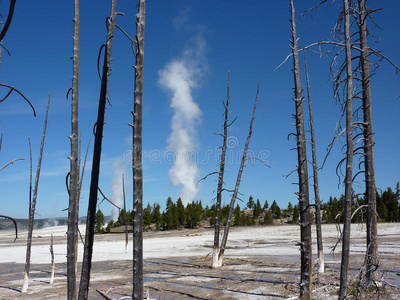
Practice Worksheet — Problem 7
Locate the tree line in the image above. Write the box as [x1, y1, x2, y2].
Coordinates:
[94, 183, 399, 233]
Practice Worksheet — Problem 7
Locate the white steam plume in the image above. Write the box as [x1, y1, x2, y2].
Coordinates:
[158, 35, 206, 205]
[110, 159, 127, 220]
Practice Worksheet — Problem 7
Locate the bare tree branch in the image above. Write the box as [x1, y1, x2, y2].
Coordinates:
[0, 83, 36, 116]
[97, 187, 121, 210]
[0, 0, 16, 42]
[0, 214, 18, 241]
[0, 157, 24, 172]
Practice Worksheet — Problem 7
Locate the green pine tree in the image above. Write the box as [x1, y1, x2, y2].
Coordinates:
[270, 200, 281, 219]
[234, 204, 242, 226]
[263, 199, 269, 210]
[95, 209, 105, 234]
[152, 203, 162, 230]
[263, 210, 273, 225]
[292, 205, 299, 224]
[254, 199, 262, 218]
[176, 197, 186, 227]
[247, 196, 255, 210]
[143, 203, 152, 230]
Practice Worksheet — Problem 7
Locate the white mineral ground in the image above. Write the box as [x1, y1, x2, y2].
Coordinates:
[0, 223, 399, 299]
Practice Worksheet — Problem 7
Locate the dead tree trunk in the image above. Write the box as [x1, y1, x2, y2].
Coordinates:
[290, 1, 312, 298]
[358, 0, 378, 284]
[339, 0, 354, 298]
[218, 83, 259, 265]
[122, 174, 128, 253]
[74, 139, 89, 273]
[78, 1, 117, 298]
[132, 1, 145, 299]
[50, 233, 55, 284]
[67, 0, 80, 298]
[304, 52, 324, 274]
[212, 71, 231, 268]
[22, 95, 50, 293]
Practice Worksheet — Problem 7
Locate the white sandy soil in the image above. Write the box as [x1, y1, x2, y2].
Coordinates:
[1, 223, 399, 265]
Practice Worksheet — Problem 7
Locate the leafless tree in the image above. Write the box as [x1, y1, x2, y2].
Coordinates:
[67, 0, 80, 298]
[286, 0, 398, 295]
[50, 233, 55, 284]
[78, 0, 117, 298]
[304, 52, 324, 274]
[289, 1, 312, 298]
[22, 95, 51, 293]
[122, 173, 128, 253]
[212, 71, 232, 268]
[217, 83, 259, 267]
[339, 0, 355, 298]
[357, 0, 378, 285]
[132, 1, 145, 299]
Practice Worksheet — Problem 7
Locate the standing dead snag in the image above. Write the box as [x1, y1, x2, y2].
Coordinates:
[339, 0, 354, 298]
[122, 174, 128, 253]
[22, 95, 51, 293]
[67, 0, 80, 298]
[78, 1, 117, 298]
[132, 1, 145, 299]
[289, 1, 312, 298]
[358, 0, 378, 285]
[212, 71, 231, 268]
[50, 233, 55, 284]
[218, 83, 259, 266]
[304, 52, 324, 274]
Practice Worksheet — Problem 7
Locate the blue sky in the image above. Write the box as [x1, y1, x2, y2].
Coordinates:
[0, 0, 399, 219]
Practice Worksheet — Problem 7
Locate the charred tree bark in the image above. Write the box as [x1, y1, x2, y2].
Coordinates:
[132, 1, 145, 299]
[290, 1, 312, 298]
[339, 0, 354, 298]
[212, 71, 230, 268]
[0, 83, 36, 115]
[358, 0, 378, 284]
[22, 95, 50, 293]
[0, 23, 3, 71]
[218, 84, 259, 264]
[304, 52, 324, 274]
[78, 1, 117, 298]
[0, 0, 16, 42]
[67, 0, 80, 298]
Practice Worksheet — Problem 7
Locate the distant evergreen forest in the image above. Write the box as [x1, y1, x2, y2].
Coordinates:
[97, 183, 400, 233]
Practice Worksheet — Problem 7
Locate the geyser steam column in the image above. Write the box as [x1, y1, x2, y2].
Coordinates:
[158, 36, 206, 205]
